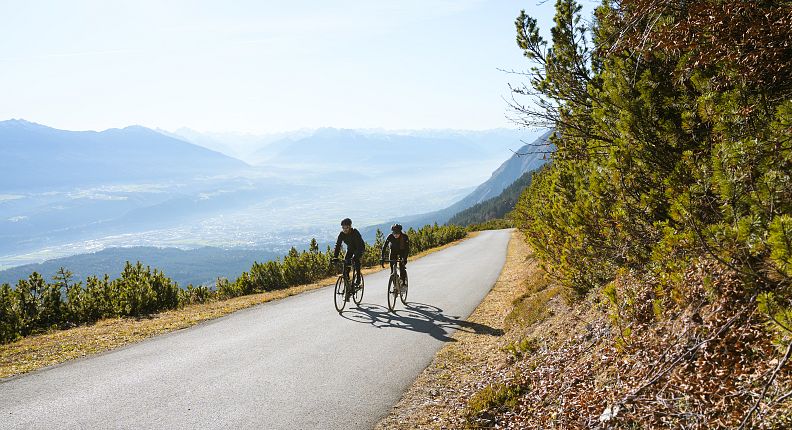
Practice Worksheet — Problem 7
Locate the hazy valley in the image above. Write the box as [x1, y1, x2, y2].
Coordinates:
[1, 119, 545, 285]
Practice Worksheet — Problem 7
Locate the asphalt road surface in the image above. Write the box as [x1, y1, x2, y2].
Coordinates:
[0, 229, 511, 429]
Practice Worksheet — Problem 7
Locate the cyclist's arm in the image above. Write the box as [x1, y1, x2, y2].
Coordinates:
[333, 233, 343, 258]
[354, 229, 365, 255]
[381, 234, 392, 260]
[404, 235, 410, 260]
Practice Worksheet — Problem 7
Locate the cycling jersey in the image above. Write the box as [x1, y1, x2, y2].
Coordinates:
[334, 228, 365, 258]
[381, 233, 410, 260]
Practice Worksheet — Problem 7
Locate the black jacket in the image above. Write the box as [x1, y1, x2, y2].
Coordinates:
[381, 233, 410, 260]
[334, 228, 365, 258]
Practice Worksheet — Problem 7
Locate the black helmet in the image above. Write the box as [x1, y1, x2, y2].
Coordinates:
[341, 218, 352, 227]
[391, 223, 403, 233]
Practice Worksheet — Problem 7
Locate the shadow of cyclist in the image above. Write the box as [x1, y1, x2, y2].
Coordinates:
[339, 302, 503, 342]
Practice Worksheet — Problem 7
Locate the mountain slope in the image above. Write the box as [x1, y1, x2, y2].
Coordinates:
[362, 129, 552, 237]
[0, 120, 249, 190]
[448, 166, 540, 226]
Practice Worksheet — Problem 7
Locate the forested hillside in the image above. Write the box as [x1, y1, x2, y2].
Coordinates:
[362, 131, 550, 237]
[447, 167, 536, 226]
[461, 0, 792, 427]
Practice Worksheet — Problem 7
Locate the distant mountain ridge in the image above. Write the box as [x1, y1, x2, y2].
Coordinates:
[0, 119, 248, 190]
[361, 129, 553, 237]
[0, 246, 279, 287]
[258, 128, 491, 169]
[170, 127, 539, 167]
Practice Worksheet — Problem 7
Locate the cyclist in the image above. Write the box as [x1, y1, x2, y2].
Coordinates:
[380, 223, 410, 284]
[333, 218, 365, 288]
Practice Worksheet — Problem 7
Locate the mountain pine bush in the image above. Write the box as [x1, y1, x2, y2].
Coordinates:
[487, 0, 792, 427]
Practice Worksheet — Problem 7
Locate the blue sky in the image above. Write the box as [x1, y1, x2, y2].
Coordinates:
[0, 1, 596, 133]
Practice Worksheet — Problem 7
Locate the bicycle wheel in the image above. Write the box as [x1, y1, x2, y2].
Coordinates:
[334, 276, 347, 313]
[352, 273, 364, 305]
[399, 272, 408, 305]
[387, 274, 399, 312]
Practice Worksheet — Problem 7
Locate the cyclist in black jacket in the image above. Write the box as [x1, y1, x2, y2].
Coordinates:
[380, 223, 410, 282]
[333, 218, 365, 285]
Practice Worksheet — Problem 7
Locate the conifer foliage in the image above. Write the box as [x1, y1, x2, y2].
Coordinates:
[497, 0, 792, 427]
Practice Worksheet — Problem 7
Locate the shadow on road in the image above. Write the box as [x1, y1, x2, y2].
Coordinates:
[339, 302, 503, 342]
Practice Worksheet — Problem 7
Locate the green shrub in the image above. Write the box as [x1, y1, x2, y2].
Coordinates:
[464, 381, 526, 425]
[0, 283, 20, 344]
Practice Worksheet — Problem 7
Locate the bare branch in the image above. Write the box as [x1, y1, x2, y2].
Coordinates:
[738, 339, 792, 429]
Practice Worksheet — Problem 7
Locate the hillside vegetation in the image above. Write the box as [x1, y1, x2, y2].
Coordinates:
[456, 0, 791, 428]
[448, 167, 537, 227]
[0, 224, 465, 345]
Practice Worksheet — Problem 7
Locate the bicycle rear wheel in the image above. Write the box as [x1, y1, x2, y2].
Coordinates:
[399, 272, 408, 305]
[334, 276, 346, 313]
[353, 273, 364, 305]
[387, 274, 399, 312]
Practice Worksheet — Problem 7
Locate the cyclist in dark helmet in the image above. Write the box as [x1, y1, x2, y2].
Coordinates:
[380, 223, 410, 283]
[333, 218, 365, 286]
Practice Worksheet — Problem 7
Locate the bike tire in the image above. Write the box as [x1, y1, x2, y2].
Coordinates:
[334, 276, 347, 313]
[353, 273, 364, 305]
[387, 274, 399, 312]
[399, 272, 408, 305]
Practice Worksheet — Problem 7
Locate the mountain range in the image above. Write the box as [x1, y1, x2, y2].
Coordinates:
[1, 119, 549, 284]
[0, 119, 248, 190]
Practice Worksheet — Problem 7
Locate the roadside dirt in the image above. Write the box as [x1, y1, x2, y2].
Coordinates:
[375, 229, 541, 429]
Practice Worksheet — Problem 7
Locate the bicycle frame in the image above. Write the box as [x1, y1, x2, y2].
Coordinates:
[333, 258, 364, 313]
[384, 258, 408, 311]
[334, 259, 361, 286]
[383, 259, 406, 282]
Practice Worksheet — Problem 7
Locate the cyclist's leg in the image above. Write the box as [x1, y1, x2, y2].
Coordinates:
[352, 254, 362, 284]
[388, 255, 396, 275]
[343, 254, 353, 282]
[399, 254, 407, 281]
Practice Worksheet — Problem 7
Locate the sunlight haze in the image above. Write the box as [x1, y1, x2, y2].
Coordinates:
[0, 0, 574, 133]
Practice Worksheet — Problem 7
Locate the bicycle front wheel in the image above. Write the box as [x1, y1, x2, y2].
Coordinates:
[353, 273, 364, 305]
[387, 274, 399, 312]
[399, 272, 408, 305]
[334, 276, 346, 313]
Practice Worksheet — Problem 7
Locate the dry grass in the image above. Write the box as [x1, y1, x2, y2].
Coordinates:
[0, 233, 473, 379]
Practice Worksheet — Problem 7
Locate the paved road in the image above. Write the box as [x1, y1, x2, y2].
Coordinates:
[0, 229, 511, 429]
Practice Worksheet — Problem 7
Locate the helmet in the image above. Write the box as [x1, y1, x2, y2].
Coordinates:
[341, 218, 352, 227]
[391, 223, 403, 233]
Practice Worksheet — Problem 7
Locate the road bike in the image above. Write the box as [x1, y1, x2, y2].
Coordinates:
[332, 258, 364, 312]
[383, 258, 408, 312]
